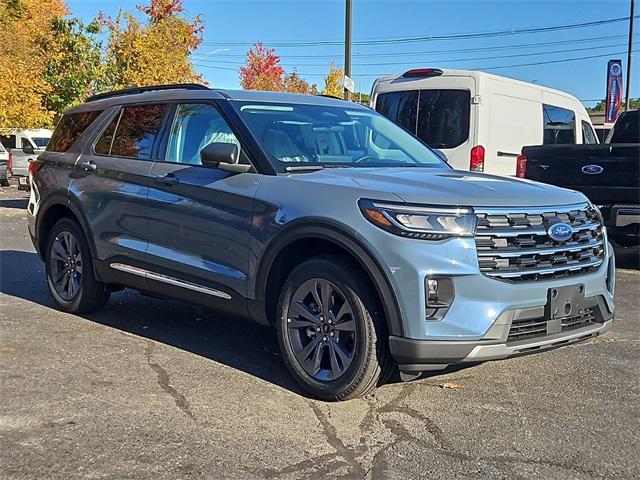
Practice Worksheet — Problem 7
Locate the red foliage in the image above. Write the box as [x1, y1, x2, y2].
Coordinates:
[137, 0, 184, 22]
[239, 42, 285, 91]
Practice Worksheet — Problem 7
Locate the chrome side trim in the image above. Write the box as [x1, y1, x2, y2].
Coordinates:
[475, 221, 600, 237]
[109, 263, 232, 300]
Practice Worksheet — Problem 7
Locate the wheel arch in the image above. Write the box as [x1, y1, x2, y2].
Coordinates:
[255, 220, 404, 336]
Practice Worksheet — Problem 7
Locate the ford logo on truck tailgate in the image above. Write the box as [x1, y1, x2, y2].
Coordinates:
[581, 164, 604, 175]
[548, 223, 574, 242]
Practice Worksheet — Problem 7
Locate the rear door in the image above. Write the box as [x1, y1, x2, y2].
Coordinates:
[70, 103, 169, 279]
[145, 102, 260, 303]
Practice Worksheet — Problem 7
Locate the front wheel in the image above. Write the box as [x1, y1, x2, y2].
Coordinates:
[45, 218, 110, 313]
[276, 255, 393, 401]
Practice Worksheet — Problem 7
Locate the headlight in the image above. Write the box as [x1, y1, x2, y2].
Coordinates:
[358, 199, 477, 240]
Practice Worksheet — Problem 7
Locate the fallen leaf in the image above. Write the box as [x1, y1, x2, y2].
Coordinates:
[437, 382, 461, 389]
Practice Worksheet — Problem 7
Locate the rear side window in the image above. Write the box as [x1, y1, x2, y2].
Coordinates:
[376, 89, 470, 149]
[416, 90, 470, 149]
[375, 91, 418, 133]
[0, 135, 16, 150]
[581, 120, 598, 144]
[610, 112, 639, 143]
[543, 104, 575, 144]
[95, 104, 168, 159]
[48, 110, 102, 152]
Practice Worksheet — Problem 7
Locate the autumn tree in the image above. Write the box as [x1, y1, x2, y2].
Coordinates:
[283, 70, 318, 95]
[322, 62, 344, 98]
[102, 0, 204, 90]
[239, 42, 285, 91]
[0, 0, 68, 128]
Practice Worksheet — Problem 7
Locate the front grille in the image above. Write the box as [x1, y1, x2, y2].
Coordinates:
[475, 203, 605, 282]
[508, 308, 596, 342]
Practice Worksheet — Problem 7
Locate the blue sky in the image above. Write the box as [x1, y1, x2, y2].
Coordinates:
[67, 0, 638, 107]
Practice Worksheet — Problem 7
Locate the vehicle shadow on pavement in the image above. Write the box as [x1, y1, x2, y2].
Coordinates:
[0, 198, 29, 209]
[0, 249, 306, 395]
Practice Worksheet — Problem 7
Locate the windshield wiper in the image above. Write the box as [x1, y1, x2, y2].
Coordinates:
[285, 165, 326, 173]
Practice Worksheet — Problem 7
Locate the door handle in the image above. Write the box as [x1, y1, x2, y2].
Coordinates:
[155, 173, 179, 186]
[80, 161, 97, 171]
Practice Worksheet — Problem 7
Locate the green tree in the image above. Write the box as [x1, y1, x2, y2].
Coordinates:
[283, 70, 317, 95]
[42, 17, 105, 118]
[588, 98, 640, 111]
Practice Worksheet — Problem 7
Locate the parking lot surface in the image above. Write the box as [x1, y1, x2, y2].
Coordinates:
[1, 185, 639, 480]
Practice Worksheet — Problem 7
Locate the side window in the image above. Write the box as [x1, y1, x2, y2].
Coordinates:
[416, 89, 470, 149]
[48, 110, 103, 152]
[543, 104, 575, 144]
[0, 135, 16, 150]
[375, 91, 418, 134]
[165, 104, 240, 165]
[581, 120, 598, 144]
[95, 104, 168, 159]
[21, 138, 31, 149]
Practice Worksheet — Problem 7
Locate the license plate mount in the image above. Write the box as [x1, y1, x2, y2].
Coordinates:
[546, 284, 587, 320]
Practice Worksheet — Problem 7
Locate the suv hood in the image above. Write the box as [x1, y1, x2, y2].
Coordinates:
[290, 167, 587, 207]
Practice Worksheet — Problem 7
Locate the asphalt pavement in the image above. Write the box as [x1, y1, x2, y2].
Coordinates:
[1, 184, 639, 480]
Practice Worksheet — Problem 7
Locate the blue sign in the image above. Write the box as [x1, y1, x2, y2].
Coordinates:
[548, 223, 573, 242]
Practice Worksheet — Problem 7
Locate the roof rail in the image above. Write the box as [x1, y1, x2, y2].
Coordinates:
[86, 83, 210, 103]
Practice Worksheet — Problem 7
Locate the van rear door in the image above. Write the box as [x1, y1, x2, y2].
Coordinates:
[374, 74, 476, 170]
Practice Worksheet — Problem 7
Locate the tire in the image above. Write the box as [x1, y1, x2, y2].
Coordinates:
[45, 218, 110, 314]
[276, 255, 394, 401]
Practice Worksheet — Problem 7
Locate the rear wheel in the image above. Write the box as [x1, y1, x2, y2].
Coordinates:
[45, 218, 110, 313]
[276, 255, 393, 400]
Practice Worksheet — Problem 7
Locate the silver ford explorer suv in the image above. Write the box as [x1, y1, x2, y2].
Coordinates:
[27, 84, 615, 401]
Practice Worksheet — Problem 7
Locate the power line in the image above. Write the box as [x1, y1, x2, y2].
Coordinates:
[193, 49, 639, 77]
[195, 33, 635, 59]
[195, 41, 631, 68]
[200, 15, 639, 47]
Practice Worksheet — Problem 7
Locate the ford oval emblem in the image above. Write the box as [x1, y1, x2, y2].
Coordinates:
[548, 223, 574, 242]
[581, 164, 604, 175]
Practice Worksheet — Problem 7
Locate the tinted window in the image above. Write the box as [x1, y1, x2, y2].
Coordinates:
[375, 91, 418, 133]
[94, 111, 120, 155]
[95, 104, 168, 158]
[166, 104, 240, 164]
[32, 137, 49, 148]
[610, 111, 639, 143]
[48, 110, 102, 152]
[581, 120, 598, 144]
[0, 135, 16, 150]
[543, 104, 575, 144]
[416, 90, 470, 149]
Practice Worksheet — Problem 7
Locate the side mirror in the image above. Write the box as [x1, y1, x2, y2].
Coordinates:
[23, 144, 35, 155]
[200, 142, 251, 173]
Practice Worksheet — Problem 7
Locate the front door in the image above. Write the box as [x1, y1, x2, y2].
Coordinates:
[145, 103, 260, 304]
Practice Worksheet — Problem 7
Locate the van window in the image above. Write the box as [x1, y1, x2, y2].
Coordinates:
[375, 91, 418, 133]
[416, 90, 470, 149]
[581, 120, 598, 144]
[376, 89, 470, 149]
[32, 137, 50, 148]
[95, 104, 168, 159]
[543, 104, 575, 144]
[48, 110, 103, 152]
[165, 104, 240, 165]
[0, 135, 16, 150]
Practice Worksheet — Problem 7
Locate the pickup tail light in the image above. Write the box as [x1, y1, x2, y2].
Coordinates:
[470, 145, 485, 172]
[516, 153, 527, 178]
[7, 151, 12, 176]
[28, 159, 43, 177]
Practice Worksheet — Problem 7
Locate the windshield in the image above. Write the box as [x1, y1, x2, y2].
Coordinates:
[32, 137, 50, 148]
[231, 101, 447, 172]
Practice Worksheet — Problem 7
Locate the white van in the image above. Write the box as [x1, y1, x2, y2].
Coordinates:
[0, 142, 9, 186]
[370, 68, 598, 176]
[0, 128, 53, 183]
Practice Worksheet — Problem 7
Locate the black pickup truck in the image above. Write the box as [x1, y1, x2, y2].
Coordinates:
[519, 110, 639, 249]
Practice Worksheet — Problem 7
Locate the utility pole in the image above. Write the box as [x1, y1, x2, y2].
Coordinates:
[625, 0, 635, 110]
[344, 0, 352, 101]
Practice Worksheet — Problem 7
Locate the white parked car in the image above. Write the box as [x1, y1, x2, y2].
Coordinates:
[0, 128, 52, 188]
[0, 142, 8, 186]
[370, 68, 598, 176]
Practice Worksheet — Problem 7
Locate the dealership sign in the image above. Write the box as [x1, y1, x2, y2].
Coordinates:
[605, 59, 623, 125]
